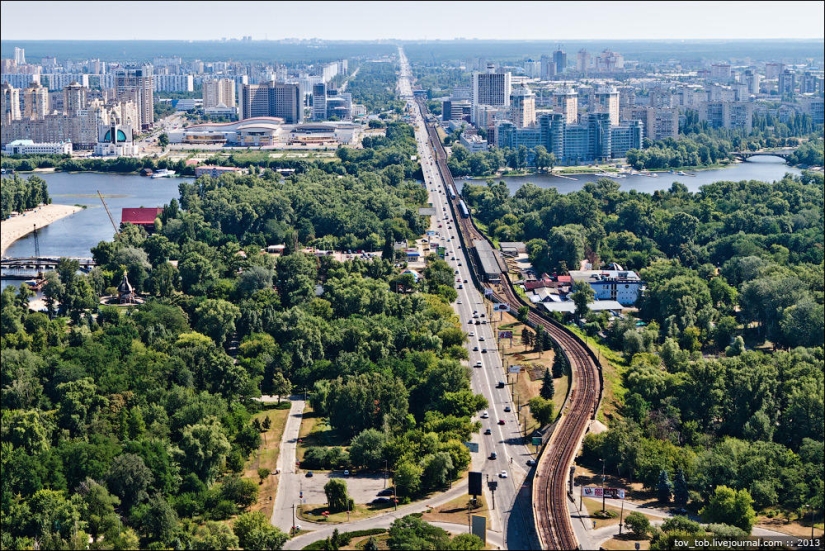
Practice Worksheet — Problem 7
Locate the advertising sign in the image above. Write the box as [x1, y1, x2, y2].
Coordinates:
[493, 303, 510, 312]
[484, 288, 493, 297]
[582, 487, 625, 499]
[508, 365, 521, 373]
[498, 330, 513, 339]
[437, 246, 446, 258]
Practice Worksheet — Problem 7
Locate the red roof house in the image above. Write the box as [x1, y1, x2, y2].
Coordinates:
[121, 207, 163, 228]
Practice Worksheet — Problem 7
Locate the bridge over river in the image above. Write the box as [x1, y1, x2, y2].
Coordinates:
[731, 147, 797, 161]
[1, 256, 96, 278]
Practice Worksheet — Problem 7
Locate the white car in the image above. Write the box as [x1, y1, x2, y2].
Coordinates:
[481, 411, 489, 419]
[499, 471, 508, 478]
[479, 336, 485, 341]
[469, 332, 475, 337]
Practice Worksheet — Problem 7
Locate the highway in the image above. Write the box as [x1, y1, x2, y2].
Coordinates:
[400, 47, 540, 550]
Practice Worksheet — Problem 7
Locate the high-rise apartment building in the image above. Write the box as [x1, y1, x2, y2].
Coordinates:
[116, 65, 154, 130]
[14, 47, 26, 66]
[743, 70, 761, 95]
[203, 78, 236, 109]
[778, 69, 796, 99]
[1, 82, 22, 124]
[576, 49, 591, 73]
[24, 81, 49, 120]
[240, 82, 302, 123]
[471, 65, 511, 123]
[764, 63, 784, 80]
[540, 55, 556, 79]
[594, 87, 619, 126]
[312, 82, 327, 121]
[553, 49, 567, 74]
[509, 84, 536, 128]
[63, 81, 87, 117]
[553, 88, 578, 124]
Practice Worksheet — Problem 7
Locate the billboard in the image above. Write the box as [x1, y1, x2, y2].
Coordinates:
[484, 288, 493, 297]
[498, 330, 513, 339]
[582, 487, 625, 499]
[437, 246, 446, 258]
[493, 303, 510, 312]
[469, 472, 482, 496]
[508, 365, 521, 373]
[471, 515, 487, 544]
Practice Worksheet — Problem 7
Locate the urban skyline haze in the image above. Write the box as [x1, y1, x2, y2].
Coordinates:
[2, 1, 824, 41]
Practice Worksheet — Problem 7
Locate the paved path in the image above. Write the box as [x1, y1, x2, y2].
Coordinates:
[270, 397, 307, 533]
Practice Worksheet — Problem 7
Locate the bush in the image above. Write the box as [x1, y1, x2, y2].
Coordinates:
[624, 511, 651, 538]
[706, 523, 748, 538]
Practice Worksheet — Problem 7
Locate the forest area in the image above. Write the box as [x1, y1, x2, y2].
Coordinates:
[462, 171, 824, 529]
[1, 121, 489, 550]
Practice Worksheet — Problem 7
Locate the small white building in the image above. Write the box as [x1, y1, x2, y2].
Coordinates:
[4, 139, 72, 155]
[568, 269, 645, 306]
[459, 133, 489, 153]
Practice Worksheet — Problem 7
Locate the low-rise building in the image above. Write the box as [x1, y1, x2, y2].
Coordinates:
[3, 139, 72, 155]
[568, 269, 645, 306]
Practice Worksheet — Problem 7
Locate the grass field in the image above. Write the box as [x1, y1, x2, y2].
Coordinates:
[241, 404, 292, 519]
[421, 493, 491, 526]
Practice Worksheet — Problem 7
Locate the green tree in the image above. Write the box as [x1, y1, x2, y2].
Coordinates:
[673, 468, 689, 505]
[420, 451, 454, 491]
[657, 469, 673, 503]
[233, 511, 289, 550]
[106, 453, 154, 511]
[529, 396, 555, 426]
[571, 282, 595, 319]
[447, 533, 485, 550]
[195, 298, 241, 346]
[258, 468, 271, 484]
[177, 417, 232, 485]
[700, 486, 757, 534]
[540, 368, 555, 400]
[624, 511, 651, 538]
[394, 460, 423, 497]
[388, 514, 450, 550]
[270, 371, 292, 404]
[349, 428, 389, 471]
[190, 521, 239, 550]
[324, 479, 354, 513]
[158, 133, 169, 148]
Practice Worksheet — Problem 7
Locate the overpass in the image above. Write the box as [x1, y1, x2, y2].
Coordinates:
[731, 147, 797, 161]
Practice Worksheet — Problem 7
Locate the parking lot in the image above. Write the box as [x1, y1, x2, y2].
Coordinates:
[297, 469, 395, 506]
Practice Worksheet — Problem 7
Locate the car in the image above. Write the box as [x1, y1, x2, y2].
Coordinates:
[669, 507, 689, 515]
[343, 470, 350, 476]
[372, 497, 391, 504]
[527, 459, 536, 466]
[474, 361, 482, 368]
[458, 284, 463, 289]
[468, 320, 475, 325]
[377, 488, 395, 496]
[480, 313, 485, 318]
[504, 406, 511, 412]
[481, 411, 489, 419]
[454, 270, 459, 274]
[479, 336, 485, 341]
[306, 471, 314, 478]
[484, 428, 492, 435]
[489, 452, 497, 460]
[481, 348, 488, 353]
[458, 262, 462, 266]
[499, 470, 508, 478]
[473, 346, 479, 351]
[475, 320, 481, 325]
[464, 279, 468, 283]
[497, 381, 505, 388]
[469, 332, 475, 337]
[498, 419, 505, 425]
[481, 320, 487, 325]
[457, 300, 462, 304]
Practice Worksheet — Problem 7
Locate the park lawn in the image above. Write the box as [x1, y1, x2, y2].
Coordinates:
[298, 502, 393, 524]
[756, 516, 824, 538]
[600, 535, 651, 550]
[581, 497, 660, 530]
[421, 493, 491, 526]
[297, 407, 349, 463]
[564, 323, 626, 423]
[241, 405, 291, 519]
[349, 533, 390, 550]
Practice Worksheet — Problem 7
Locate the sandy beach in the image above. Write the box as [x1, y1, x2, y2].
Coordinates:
[1, 204, 84, 257]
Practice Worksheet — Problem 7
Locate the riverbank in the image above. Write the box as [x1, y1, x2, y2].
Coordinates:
[1, 204, 84, 256]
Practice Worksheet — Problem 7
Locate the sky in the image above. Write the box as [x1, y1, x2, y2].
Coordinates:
[2, 1, 824, 41]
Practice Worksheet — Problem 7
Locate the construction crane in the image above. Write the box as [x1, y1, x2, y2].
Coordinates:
[97, 190, 120, 235]
[32, 224, 40, 258]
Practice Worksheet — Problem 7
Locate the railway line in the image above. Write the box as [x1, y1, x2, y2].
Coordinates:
[419, 101, 602, 550]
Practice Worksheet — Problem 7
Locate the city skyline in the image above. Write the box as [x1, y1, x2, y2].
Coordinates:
[1, 1, 824, 41]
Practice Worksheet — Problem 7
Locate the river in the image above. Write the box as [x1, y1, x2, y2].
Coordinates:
[2, 172, 189, 290]
[0, 157, 802, 290]
[454, 156, 801, 195]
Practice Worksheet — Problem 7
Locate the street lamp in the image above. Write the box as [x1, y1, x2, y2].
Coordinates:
[600, 459, 606, 512]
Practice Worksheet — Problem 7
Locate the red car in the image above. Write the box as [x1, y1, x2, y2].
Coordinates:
[498, 419, 505, 425]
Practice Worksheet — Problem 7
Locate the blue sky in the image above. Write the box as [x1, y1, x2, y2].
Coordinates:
[2, 1, 823, 41]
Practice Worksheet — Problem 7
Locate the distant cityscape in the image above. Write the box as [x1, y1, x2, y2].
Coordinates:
[1, 42, 823, 165]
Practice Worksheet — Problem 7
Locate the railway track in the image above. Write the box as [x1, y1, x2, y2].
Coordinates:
[420, 103, 601, 550]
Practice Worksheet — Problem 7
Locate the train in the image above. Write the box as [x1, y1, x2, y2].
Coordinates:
[447, 185, 457, 200]
[458, 199, 470, 218]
